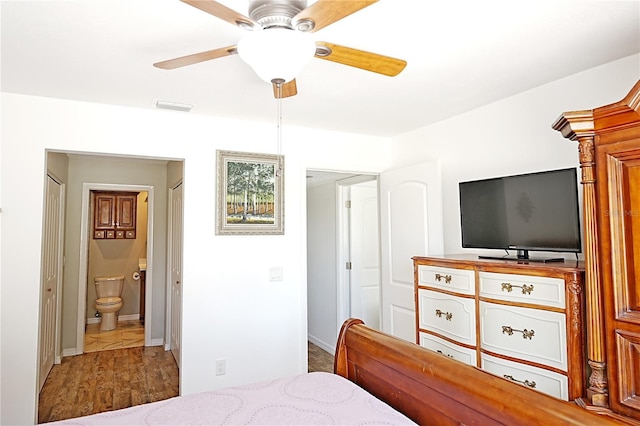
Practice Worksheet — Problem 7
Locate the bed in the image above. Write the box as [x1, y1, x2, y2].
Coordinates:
[49, 318, 620, 425]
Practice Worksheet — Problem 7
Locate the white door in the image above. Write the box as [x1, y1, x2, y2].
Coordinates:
[39, 175, 64, 391]
[379, 161, 443, 342]
[169, 183, 183, 367]
[348, 181, 381, 329]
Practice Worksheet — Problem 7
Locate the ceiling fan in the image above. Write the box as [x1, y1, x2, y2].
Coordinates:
[153, 0, 407, 98]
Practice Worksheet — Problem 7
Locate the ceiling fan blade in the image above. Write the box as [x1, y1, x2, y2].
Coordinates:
[314, 42, 406, 76]
[154, 45, 237, 70]
[272, 80, 298, 99]
[181, 0, 258, 29]
[293, 0, 378, 33]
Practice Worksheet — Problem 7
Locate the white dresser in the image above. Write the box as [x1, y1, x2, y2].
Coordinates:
[413, 255, 585, 401]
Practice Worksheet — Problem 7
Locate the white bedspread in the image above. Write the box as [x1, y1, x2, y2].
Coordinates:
[48, 372, 416, 425]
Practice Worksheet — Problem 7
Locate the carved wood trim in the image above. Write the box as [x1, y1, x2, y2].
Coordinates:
[553, 113, 608, 406]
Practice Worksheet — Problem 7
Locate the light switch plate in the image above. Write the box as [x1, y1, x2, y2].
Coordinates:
[269, 266, 283, 282]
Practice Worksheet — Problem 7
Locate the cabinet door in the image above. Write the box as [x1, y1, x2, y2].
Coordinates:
[94, 193, 116, 231]
[598, 141, 640, 416]
[116, 194, 137, 230]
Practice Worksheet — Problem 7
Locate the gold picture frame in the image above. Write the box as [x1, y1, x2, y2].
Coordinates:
[216, 150, 284, 235]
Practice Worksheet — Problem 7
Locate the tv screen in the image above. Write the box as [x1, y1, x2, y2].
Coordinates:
[459, 168, 581, 262]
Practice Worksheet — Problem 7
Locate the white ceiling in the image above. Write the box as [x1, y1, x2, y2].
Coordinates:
[2, 0, 639, 137]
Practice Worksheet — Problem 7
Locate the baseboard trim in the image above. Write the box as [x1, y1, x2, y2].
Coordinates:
[62, 348, 80, 357]
[307, 334, 334, 354]
[151, 338, 164, 347]
[86, 313, 140, 325]
[119, 314, 140, 322]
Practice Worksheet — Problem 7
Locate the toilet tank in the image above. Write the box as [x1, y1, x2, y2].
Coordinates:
[94, 275, 125, 298]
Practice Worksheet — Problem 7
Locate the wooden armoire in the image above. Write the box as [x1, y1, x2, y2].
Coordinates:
[553, 79, 640, 419]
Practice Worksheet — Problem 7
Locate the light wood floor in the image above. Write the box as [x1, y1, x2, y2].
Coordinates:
[84, 319, 145, 352]
[39, 338, 334, 423]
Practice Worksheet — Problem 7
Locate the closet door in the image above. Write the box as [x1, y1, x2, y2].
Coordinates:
[597, 137, 640, 418]
[169, 183, 183, 367]
[39, 175, 64, 391]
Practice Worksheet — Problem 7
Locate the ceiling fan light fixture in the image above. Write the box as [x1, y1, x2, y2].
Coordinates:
[237, 28, 316, 83]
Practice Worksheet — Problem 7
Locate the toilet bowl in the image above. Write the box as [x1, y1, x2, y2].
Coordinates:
[94, 275, 125, 331]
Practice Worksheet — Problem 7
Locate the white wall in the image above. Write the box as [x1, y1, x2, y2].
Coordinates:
[392, 54, 639, 257]
[306, 182, 338, 351]
[0, 94, 392, 424]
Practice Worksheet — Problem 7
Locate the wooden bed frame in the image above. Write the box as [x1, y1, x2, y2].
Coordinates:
[334, 318, 622, 425]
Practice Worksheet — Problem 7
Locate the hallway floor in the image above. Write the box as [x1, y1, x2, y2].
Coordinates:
[308, 342, 334, 373]
[38, 346, 178, 423]
[38, 336, 334, 423]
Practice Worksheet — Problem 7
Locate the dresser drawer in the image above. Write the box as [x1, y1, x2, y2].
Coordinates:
[481, 353, 568, 400]
[418, 289, 476, 346]
[479, 272, 565, 308]
[479, 301, 567, 371]
[418, 265, 475, 295]
[420, 332, 476, 366]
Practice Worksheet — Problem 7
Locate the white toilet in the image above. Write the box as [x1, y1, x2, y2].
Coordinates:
[94, 275, 125, 331]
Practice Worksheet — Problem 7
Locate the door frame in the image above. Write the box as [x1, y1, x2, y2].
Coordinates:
[76, 183, 154, 353]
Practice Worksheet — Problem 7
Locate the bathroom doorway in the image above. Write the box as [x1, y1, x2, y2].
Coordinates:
[78, 183, 153, 353]
[84, 187, 149, 352]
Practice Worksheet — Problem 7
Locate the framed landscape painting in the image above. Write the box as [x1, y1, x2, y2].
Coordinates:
[216, 150, 284, 235]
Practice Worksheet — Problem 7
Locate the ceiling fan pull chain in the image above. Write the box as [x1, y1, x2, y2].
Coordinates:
[272, 78, 284, 176]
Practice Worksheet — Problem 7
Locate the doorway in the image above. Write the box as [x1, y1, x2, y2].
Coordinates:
[77, 183, 154, 353]
[306, 170, 381, 354]
[77, 183, 154, 352]
[39, 152, 184, 363]
[337, 178, 380, 330]
[38, 152, 185, 421]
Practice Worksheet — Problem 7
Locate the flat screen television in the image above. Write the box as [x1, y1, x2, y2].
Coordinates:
[459, 167, 581, 262]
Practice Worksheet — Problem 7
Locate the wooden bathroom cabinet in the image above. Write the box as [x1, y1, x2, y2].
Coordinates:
[92, 191, 138, 239]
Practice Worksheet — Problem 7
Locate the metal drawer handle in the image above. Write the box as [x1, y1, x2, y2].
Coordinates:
[502, 325, 535, 340]
[501, 282, 534, 295]
[435, 309, 453, 321]
[435, 273, 452, 284]
[504, 374, 536, 388]
[436, 350, 454, 358]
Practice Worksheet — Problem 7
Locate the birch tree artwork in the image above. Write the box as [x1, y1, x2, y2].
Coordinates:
[216, 151, 284, 235]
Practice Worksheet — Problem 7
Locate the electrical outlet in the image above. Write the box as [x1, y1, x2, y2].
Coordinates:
[215, 359, 226, 376]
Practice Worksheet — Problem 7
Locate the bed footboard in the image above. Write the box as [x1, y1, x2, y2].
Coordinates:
[334, 318, 619, 425]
